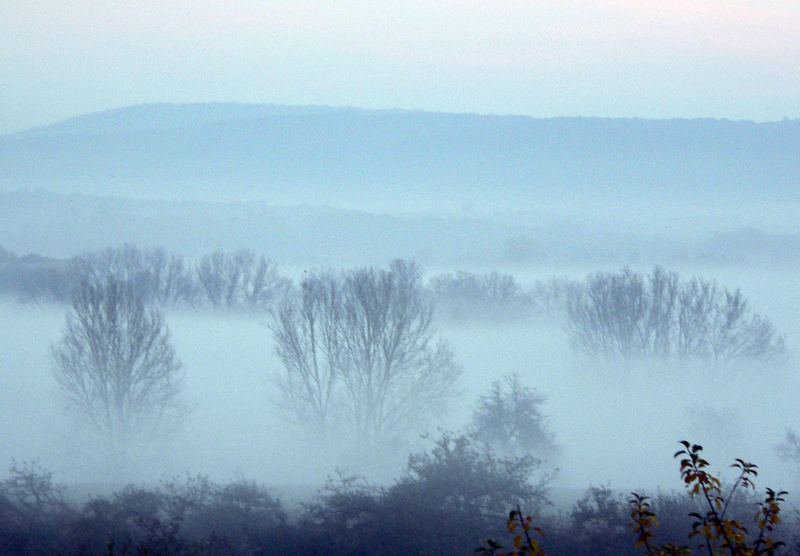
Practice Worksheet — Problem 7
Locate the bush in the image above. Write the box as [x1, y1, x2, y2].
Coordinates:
[481, 441, 790, 556]
[0, 463, 291, 555]
[304, 432, 552, 556]
[0, 441, 793, 555]
[0, 461, 71, 555]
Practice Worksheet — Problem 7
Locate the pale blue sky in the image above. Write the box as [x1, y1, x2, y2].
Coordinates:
[1, 0, 799, 133]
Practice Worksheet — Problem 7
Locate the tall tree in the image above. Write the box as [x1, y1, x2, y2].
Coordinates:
[51, 277, 183, 473]
[272, 272, 344, 436]
[272, 260, 461, 444]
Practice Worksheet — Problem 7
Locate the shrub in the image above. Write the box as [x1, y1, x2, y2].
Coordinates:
[304, 432, 552, 556]
[629, 441, 788, 555]
[69, 475, 288, 555]
[480, 441, 789, 556]
[0, 461, 71, 555]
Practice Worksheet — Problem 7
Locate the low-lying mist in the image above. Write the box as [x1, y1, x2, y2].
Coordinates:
[2, 250, 798, 502]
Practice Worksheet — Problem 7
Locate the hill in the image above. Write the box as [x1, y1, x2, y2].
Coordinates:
[2, 104, 798, 212]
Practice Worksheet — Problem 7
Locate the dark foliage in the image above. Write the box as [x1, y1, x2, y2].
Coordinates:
[0, 461, 71, 555]
[302, 432, 551, 555]
[0, 434, 552, 555]
[0, 466, 292, 556]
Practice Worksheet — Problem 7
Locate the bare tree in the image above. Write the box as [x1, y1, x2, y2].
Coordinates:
[51, 277, 183, 472]
[567, 267, 647, 358]
[777, 430, 800, 475]
[272, 273, 343, 436]
[428, 270, 534, 321]
[241, 255, 291, 310]
[195, 251, 227, 307]
[470, 373, 555, 460]
[196, 249, 289, 311]
[144, 247, 196, 306]
[272, 260, 461, 443]
[566, 267, 786, 363]
[71, 244, 195, 306]
[339, 260, 461, 443]
[642, 266, 679, 357]
[529, 276, 583, 322]
[676, 277, 717, 359]
[708, 289, 786, 363]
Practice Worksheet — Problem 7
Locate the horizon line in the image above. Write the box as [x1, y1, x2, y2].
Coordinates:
[5, 101, 799, 137]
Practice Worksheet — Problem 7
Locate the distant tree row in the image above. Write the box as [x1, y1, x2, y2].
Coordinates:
[0, 244, 290, 311]
[427, 270, 581, 322]
[2, 246, 570, 320]
[566, 267, 786, 363]
[3, 244, 788, 367]
[429, 270, 534, 321]
[0, 249, 73, 301]
[432, 266, 789, 364]
[427, 266, 790, 364]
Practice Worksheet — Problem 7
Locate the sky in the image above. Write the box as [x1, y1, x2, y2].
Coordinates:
[1, 0, 799, 134]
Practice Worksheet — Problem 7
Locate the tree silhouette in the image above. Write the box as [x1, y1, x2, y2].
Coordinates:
[51, 277, 183, 473]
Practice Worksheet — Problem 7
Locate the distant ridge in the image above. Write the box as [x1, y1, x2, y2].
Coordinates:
[4, 103, 366, 138]
[7, 102, 800, 138]
[2, 103, 798, 210]
[7, 103, 797, 139]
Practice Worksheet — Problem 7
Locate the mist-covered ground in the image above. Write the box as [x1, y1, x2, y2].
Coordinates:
[3, 261, 798, 497]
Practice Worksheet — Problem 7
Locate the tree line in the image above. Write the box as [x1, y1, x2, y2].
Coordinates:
[0, 245, 290, 311]
[2, 244, 788, 368]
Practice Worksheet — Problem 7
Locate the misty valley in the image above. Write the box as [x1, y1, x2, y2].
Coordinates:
[1, 96, 800, 555]
[1, 236, 799, 554]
